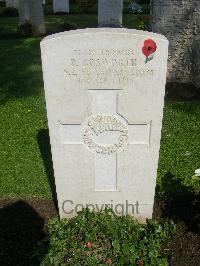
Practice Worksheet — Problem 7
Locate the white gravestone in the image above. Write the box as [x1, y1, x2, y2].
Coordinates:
[98, 0, 123, 27]
[40, 28, 168, 222]
[18, 0, 46, 35]
[18, 0, 31, 24]
[53, 0, 69, 13]
[5, 0, 18, 8]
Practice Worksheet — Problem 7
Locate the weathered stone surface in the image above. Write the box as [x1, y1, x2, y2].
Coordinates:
[40, 28, 168, 221]
[18, 0, 46, 35]
[53, 0, 69, 13]
[151, 0, 200, 87]
[98, 0, 123, 27]
[18, 0, 30, 22]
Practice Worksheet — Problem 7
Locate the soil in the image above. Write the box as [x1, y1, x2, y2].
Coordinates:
[0, 193, 199, 266]
[153, 193, 200, 266]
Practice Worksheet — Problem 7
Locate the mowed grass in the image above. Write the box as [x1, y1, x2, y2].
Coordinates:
[0, 12, 146, 35]
[0, 13, 199, 198]
[0, 37, 51, 197]
[157, 102, 200, 194]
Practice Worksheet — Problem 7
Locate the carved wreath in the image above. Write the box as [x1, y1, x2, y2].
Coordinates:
[83, 115, 128, 155]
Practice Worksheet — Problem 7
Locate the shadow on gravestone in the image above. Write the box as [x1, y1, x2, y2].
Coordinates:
[0, 201, 46, 265]
[37, 129, 59, 214]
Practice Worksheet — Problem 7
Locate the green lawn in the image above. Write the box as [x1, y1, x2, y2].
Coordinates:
[0, 37, 50, 197]
[158, 102, 200, 194]
[0, 13, 199, 199]
[0, 13, 147, 36]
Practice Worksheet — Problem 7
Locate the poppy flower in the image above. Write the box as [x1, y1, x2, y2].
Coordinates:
[84, 242, 93, 248]
[106, 258, 112, 265]
[142, 39, 157, 63]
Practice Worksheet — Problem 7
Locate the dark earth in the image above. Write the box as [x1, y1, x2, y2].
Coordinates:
[0, 84, 199, 266]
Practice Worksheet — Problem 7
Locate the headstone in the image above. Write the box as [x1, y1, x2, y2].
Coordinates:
[5, 0, 18, 8]
[18, 0, 46, 35]
[40, 28, 168, 222]
[18, 0, 30, 22]
[128, 1, 142, 14]
[151, 0, 200, 88]
[98, 0, 123, 27]
[53, 0, 69, 13]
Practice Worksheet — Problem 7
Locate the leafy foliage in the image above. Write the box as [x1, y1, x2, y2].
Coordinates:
[34, 208, 176, 265]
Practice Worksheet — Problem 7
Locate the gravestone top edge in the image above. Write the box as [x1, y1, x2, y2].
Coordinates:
[41, 28, 168, 45]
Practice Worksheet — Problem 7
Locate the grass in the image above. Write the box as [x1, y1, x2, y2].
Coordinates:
[0, 11, 199, 199]
[157, 101, 200, 194]
[0, 14, 147, 36]
[0, 16, 19, 35]
[0, 1, 150, 35]
[0, 37, 51, 197]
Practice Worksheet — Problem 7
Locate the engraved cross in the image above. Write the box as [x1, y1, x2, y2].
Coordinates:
[60, 90, 151, 191]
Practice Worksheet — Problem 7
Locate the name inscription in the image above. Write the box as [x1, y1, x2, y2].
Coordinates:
[64, 49, 154, 86]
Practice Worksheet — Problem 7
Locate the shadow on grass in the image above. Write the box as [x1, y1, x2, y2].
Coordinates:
[0, 201, 45, 265]
[153, 172, 200, 233]
[0, 37, 43, 104]
[37, 129, 59, 214]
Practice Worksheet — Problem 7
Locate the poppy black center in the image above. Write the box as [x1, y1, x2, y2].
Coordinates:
[147, 46, 152, 51]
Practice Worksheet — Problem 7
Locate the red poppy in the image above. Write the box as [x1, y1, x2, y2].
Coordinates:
[84, 242, 93, 248]
[106, 258, 112, 265]
[142, 39, 157, 57]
